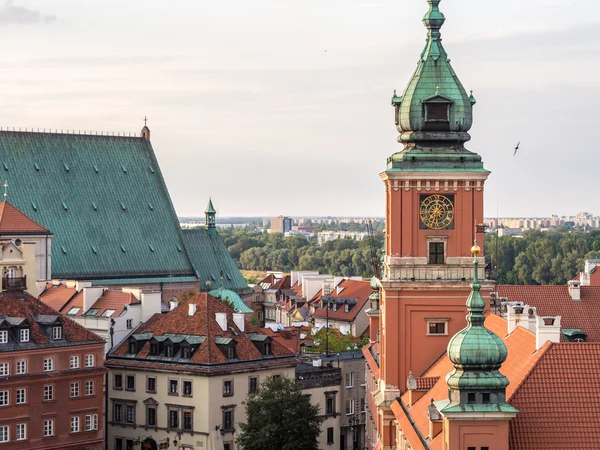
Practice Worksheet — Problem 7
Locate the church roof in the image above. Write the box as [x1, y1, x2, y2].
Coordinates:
[0, 130, 196, 280]
[182, 227, 250, 294]
[0, 200, 50, 235]
[208, 288, 253, 313]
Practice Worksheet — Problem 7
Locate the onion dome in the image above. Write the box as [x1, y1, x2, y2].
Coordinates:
[388, 0, 487, 173]
[445, 243, 513, 407]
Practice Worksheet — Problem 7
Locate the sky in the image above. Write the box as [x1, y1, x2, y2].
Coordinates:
[0, 0, 598, 218]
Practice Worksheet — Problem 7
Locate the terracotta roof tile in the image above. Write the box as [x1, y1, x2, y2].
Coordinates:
[310, 280, 371, 322]
[497, 285, 600, 341]
[110, 293, 295, 366]
[396, 314, 549, 446]
[40, 283, 78, 312]
[0, 201, 50, 234]
[0, 291, 103, 349]
[509, 343, 600, 449]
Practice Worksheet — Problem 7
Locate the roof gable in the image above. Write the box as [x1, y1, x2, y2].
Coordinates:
[0, 201, 49, 234]
[0, 131, 195, 279]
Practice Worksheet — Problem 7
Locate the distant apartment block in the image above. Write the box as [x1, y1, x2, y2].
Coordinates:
[317, 231, 368, 245]
[270, 216, 293, 234]
[486, 212, 600, 231]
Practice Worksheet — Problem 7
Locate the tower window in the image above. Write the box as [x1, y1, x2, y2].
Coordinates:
[425, 103, 449, 122]
[429, 242, 445, 264]
[482, 393, 491, 403]
[467, 393, 476, 404]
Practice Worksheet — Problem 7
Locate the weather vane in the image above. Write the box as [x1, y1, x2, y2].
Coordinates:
[144, 116, 148, 127]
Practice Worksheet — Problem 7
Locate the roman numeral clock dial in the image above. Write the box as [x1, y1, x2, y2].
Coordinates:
[419, 194, 455, 230]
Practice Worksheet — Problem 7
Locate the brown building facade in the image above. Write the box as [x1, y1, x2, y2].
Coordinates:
[0, 291, 106, 450]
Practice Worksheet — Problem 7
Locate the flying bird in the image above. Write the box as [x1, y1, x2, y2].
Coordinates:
[513, 141, 520, 156]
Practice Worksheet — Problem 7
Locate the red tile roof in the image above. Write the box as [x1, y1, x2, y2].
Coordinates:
[394, 314, 550, 449]
[110, 293, 295, 367]
[0, 291, 103, 348]
[508, 343, 600, 449]
[40, 283, 78, 311]
[497, 285, 600, 341]
[0, 200, 50, 234]
[310, 279, 371, 322]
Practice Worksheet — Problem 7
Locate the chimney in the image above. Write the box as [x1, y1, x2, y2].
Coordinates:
[536, 316, 561, 350]
[568, 280, 581, 301]
[188, 304, 197, 317]
[215, 312, 227, 331]
[427, 399, 443, 439]
[82, 287, 104, 313]
[233, 313, 245, 332]
[507, 303, 526, 334]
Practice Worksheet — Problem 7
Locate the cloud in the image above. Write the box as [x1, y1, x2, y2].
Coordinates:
[0, 0, 56, 25]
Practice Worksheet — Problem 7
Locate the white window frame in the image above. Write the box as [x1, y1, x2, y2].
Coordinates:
[426, 318, 449, 336]
[43, 385, 53, 401]
[346, 399, 355, 415]
[126, 319, 133, 329]
[16, 423, 25, 441]
[16, 388, 26, 404]
[85, 354, 94, 367]
[70, 382, 80, 398]
[16, 360, 26, 375]
[52, 326, 62, 340]
[43, 419, 54, 437]
[0, 425, 7, 443]
[71, 416, 80, 433]
[43, 358, 54, 372]
[345, 372, 354, 388]
[344, 304, 349, 313]
[0, 391, 8, 406]
[0, 363, 8, 376]
[85, 380, 94, 396]
[19, 328, 29, 342]
[0, 330, 7, 344]
[85, 414, 98, 431]
[70, 355, 80, 369]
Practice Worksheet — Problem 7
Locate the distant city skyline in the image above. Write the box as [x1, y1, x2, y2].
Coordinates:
[1, 0, 598, 217]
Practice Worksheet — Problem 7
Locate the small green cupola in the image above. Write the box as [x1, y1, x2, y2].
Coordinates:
[388, 0, 487, 174]
[442, 242, 517, 413]
[204, 198, 216, 232]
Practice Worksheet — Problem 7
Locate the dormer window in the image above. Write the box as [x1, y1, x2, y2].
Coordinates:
[150, 342, 158, 356]
[182, 346, 191, 359]
[344, 304, 349, 313]
[19, 328, 29, 343]
[264, 342, 272, 356]
[228, 346, 236, 359]
[422, 95, 452, 131]
[52, 326, 62, 340]
[0, 330, 8, 344]
[128, 342, 137, 354]
[165, 345, 173, 357]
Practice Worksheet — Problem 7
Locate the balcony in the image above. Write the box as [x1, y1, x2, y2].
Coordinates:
[2, 276, 26, 292]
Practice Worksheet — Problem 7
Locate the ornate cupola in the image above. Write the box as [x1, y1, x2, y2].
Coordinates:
[443, 242, 517, 412]
[389, 0, 483, 172]
[204, 198, 216, 232]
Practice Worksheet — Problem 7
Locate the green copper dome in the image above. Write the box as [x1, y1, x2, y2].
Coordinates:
[446, 257, 509, 391]
[387, 0, 487, 173]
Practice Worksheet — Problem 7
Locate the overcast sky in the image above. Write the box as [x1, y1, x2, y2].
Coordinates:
[0, 0, 598, 218]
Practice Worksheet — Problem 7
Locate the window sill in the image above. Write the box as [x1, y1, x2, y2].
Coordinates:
[222, 393, 233, 398]
[426, 333, 449, 336]
[146, 390, 157, 395]
[168, 392, 179, 396]
[125, 388, 135, 392]
[113, 387, 123, 391]
[182, 394, 192, 398]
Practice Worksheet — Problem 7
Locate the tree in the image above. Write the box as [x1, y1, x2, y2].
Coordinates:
[237, 376, 324, 450]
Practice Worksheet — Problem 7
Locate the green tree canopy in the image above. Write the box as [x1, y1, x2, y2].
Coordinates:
[237, 376, 324, 450]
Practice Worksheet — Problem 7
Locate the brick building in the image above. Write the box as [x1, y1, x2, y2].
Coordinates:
[0, 290, 106, 449]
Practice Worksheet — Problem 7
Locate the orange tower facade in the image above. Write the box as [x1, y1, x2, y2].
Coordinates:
[366, 0, 495, 448]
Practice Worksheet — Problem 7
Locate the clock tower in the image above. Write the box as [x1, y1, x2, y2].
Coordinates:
[372, 1, 492, 447]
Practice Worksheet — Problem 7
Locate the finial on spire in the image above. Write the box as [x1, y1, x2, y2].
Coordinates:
[471, 239, 480, 256]
[435, 85, 440, 95]
[2, 181, 7, 200]
[144, 116, 148, 127]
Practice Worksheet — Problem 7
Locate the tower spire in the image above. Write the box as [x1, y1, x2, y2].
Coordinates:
[204, 197, 216, 232]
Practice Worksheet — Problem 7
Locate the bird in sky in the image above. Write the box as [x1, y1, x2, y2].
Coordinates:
[513, 141, 520, 156]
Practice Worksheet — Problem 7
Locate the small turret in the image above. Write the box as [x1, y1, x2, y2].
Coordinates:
[205, 198, 216, 232]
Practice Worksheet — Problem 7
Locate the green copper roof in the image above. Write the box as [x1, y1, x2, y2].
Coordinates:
[446, 257, 509, 391]
[435, 399, 518, 415]
[0, 131, 196, 280]
[205, 198, 216, 215]
[208, 288, 253, 314]
[182, 228, 250, 295]
[386, 0, 488, 173]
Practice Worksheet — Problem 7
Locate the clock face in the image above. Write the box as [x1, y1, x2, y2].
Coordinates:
[420, 194, 455, 230]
